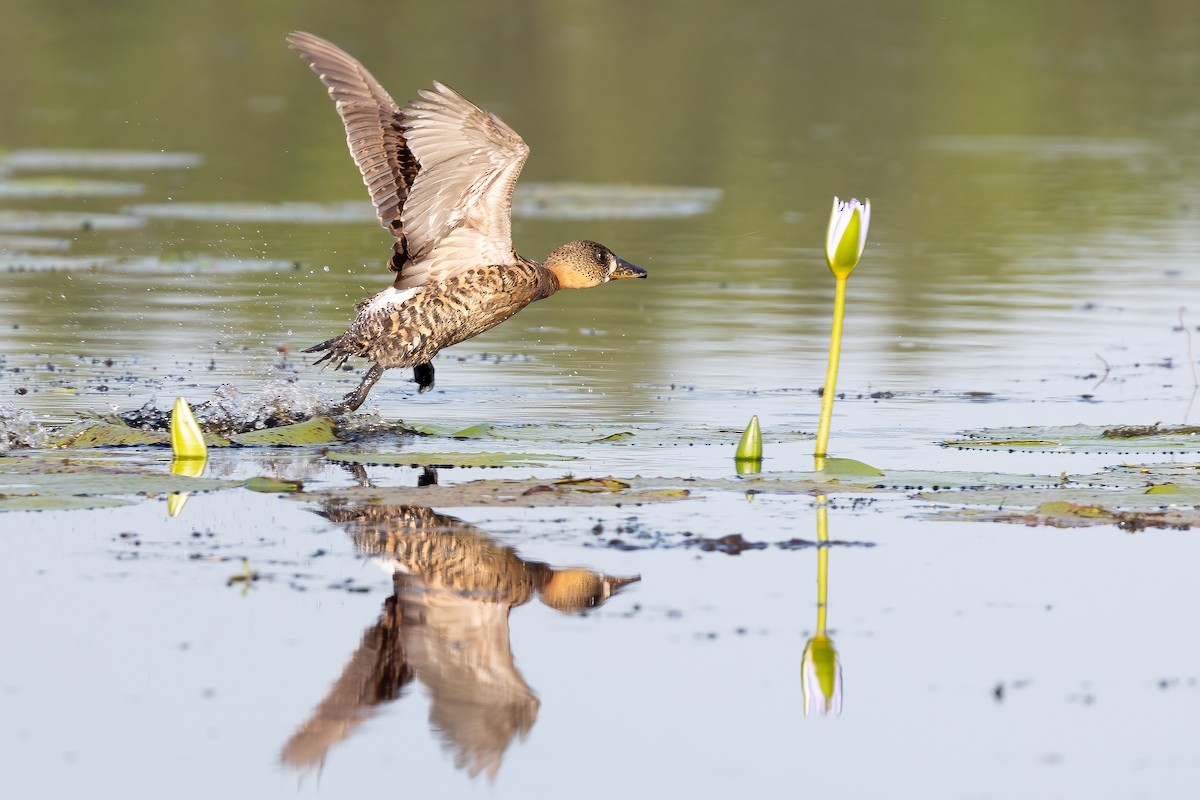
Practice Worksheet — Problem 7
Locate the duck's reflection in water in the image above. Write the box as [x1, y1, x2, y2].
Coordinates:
[280, 501, 640, 778]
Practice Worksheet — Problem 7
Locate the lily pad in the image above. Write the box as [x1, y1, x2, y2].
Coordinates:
[4, 149, 203, 171]
[243, 476, 304, 493]
[48, 421, 231, 449]
[0, 454, 241, 512]
[945, 424, 1200, 453]
[1, 254, 118, 271]
[0, 210, 146, 233]
[230, 417, 337, 446]
[0, 178, 143, 199]
[926, 501, 1200, 531]
[816, 457, 885, 477]
[284, 475, 691, 508]
[325, 451, 576, 468]
[115, 256, 301, 275]
[0, 235, 73, 251]
[123, 201, 374, 224]
[555, 477, 631, 492]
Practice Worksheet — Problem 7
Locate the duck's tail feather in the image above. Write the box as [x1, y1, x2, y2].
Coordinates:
[303, 337, 352, 369]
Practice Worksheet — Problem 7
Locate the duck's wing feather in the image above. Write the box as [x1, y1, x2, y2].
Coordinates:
[397, 82, 530, 289]
[287, 31, 416, 243]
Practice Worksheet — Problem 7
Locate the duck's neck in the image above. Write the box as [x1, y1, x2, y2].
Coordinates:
[533, 260, 561, 300]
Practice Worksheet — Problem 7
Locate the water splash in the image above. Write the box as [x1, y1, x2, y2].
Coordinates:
[0, 405, 46, 452]
[119, 381, 336, 435]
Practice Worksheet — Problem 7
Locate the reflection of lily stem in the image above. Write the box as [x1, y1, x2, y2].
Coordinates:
[815, 275, 847, 460]
[815, 494, 830, 636]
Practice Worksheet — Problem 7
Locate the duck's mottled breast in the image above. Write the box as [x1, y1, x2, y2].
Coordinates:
[357, 261, 557, 367]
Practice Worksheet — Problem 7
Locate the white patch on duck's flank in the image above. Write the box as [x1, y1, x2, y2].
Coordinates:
[363, 286, 420, 316]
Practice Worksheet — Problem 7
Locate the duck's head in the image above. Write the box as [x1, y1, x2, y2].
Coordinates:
[544, 240, 647, 289]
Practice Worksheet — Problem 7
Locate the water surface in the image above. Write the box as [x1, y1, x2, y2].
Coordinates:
[2, 2, 1199, 798]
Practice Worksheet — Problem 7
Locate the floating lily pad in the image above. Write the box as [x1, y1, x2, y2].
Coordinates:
[48, 421, 231, 449]
[243, 476, 304, 493]
[230, 417, 337, 446]
[0, 454, 240, 512]
[512, 183, 722, 220]
[816, 457, 885, 477]
[0, 210, 145, 233]
[0, 177, 143, 199]
[926, 501, 1200, 531]
[123, 201, 373, 224]
[555, 477, 631, 492]
[325, 451, 575, 468]
[285, 475, 691, 509]
[945, 424, 1200, 453]
[4, 149, 203, 171]
[115, 255, 301, 275]
[1, 254, 117, 271]
[403, 420, 786, 448]
[0, 235, 73, 251]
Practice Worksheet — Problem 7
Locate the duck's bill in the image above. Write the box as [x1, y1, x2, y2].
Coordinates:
[611, 257, 647, 279]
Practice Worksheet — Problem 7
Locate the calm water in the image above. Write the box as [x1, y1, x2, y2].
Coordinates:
[2, 1, 1200, 798]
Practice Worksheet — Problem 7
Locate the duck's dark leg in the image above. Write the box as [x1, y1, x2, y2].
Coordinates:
[413, 362, 435, 393]
[333, 363, 386, 413]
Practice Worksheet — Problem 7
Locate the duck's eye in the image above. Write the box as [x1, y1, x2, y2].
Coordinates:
[593, 248, 607, 265]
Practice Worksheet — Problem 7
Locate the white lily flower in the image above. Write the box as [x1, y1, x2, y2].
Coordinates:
[825, 197, 871, 278]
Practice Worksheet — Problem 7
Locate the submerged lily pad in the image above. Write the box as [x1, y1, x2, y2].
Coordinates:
[0, 177, 142, 199]
[512, 183, 722, 220]
[123, 201, 374, 224]
[4, 149, 203, 171]
[325, 451, 575, 468]
[945, 424, 1200, 453]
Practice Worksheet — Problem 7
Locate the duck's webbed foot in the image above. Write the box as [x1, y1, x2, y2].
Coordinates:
[329, 363, 386, 414]
[413, 362, 435, 394]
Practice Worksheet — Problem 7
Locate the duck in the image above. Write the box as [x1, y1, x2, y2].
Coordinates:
[286, 32, 647, 413]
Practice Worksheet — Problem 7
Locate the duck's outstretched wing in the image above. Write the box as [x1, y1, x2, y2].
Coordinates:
[288, 32, 531, 290]
[397, 81, 530, 289]
[287, 32, 416, 254]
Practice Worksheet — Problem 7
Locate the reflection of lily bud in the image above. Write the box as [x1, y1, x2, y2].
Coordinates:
[802, 634, 843, 716]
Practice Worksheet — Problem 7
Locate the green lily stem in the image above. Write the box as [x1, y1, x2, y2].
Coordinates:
[815, 274, 848, 459]
[815, 494, 829, 636]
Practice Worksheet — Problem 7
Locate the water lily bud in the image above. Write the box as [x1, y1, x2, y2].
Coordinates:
[735, 415, 762, 462]
[170, 397, 207, 460]
[825, 197, 871, 278]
